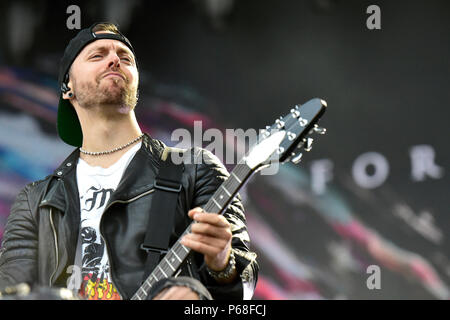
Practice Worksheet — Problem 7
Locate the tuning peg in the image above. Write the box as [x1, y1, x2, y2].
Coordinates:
[275, 119, 285, 129]
[291, 152, 303, 164]
[260, 128, 270, 138]
[277, 146, 285, 154]
[303, 137, 314, 152]
[313, 125, 327, 135]
[290, 108, 300, 118]
[298, 117, 308, 127]
[287, 132, 297, 141]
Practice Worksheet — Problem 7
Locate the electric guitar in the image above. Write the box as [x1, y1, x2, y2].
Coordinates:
[131, 98, 328, 300]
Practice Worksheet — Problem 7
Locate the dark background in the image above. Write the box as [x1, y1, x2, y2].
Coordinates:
[0, 0, 449, 299]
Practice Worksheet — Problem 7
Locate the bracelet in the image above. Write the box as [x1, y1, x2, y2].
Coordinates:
[207, 251, 236, 281]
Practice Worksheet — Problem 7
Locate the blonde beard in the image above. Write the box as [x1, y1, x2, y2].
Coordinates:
[74, 77, 138, 113]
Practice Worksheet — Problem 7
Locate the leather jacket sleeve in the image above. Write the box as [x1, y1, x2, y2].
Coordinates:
[188, 148, 259, 300]
[0, 184, 39, 290]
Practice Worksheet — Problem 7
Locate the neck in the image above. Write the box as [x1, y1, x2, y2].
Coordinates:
[75, 104, 143, 168]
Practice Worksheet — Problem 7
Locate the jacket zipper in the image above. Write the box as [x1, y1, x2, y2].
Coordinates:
[99, 187, 156, 299]
[49, 208, 59, 286]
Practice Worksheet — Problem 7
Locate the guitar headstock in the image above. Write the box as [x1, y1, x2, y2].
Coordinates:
[244, 98, 327, 170]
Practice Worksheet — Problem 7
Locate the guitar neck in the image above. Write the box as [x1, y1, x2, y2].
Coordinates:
[131, 162, 253, 300]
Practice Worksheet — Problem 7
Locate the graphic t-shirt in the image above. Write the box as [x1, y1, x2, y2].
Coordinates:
[75, 142, 141, 300]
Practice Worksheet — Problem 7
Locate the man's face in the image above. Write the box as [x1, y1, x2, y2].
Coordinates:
[67, 33, 139, 113]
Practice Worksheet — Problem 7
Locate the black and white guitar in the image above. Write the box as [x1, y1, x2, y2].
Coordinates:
[131, 98, 328, 300]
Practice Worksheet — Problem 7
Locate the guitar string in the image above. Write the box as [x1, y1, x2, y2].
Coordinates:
[151, 164, 250, 278]
[136, 164, 252, 299]
[156, 164, 244, 273]
[136, 163, 252, 298]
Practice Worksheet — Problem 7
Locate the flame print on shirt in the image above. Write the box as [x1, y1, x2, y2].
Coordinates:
[80, 276, 121, 300]
[78, 226, 121, 300]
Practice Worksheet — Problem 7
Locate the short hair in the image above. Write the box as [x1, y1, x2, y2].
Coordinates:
[92, 22, 121, 34]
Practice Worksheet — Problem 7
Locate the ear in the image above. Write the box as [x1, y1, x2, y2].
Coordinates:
[62, 78, 74, 100]
[62, 90, 73, 100]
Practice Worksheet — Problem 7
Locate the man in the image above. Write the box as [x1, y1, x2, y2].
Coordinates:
[0, 22, 258, 300]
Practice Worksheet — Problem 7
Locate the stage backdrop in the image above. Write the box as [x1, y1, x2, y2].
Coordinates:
[0, 0, 449, 299]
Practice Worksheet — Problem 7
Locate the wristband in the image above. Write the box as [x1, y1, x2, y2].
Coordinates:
[207, 251, 236, 281]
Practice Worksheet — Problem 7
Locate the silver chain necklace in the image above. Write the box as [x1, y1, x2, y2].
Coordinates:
[79, 133, 144, 156]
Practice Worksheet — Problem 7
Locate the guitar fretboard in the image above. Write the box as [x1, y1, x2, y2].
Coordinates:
[131, 162, 253, 300]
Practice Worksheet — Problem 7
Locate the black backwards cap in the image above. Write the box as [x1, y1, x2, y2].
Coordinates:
[57, 22, 136, 147]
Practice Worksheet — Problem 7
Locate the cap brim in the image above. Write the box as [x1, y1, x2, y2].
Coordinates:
[57, 96, 83, 147]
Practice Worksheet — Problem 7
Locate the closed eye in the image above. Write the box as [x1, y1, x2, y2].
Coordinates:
[120, 56, 133, 64]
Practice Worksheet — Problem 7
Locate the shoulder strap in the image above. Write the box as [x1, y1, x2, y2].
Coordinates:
[141, 147, 184, 281]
